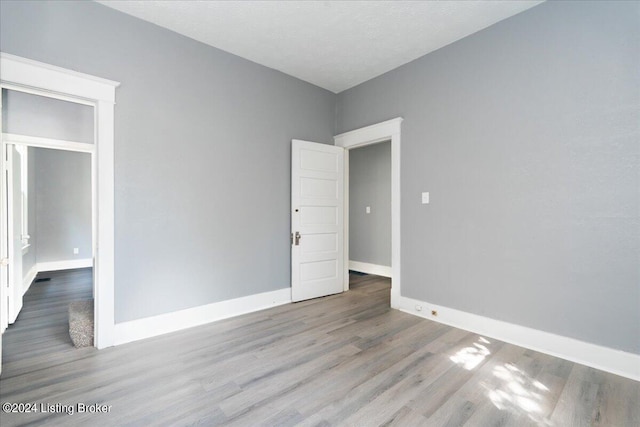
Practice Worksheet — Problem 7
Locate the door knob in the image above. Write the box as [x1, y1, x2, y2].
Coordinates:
[294, 231, 301, 246]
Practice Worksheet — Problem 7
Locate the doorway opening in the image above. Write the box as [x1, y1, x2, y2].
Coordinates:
[347, 141, 392, 281]
[0, 54, 119, 368]
[2, 89, 96, 357]
[334, 118, 402, 308]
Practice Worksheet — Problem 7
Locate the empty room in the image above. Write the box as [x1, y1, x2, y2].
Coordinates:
[0, 1, 638, 426]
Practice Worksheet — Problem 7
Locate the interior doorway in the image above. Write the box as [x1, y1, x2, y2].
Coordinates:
[0, 53, 119, 370]
[347, 141, 392, 279]
[2, 90, 95, 358]
[334, 118, 402, 308]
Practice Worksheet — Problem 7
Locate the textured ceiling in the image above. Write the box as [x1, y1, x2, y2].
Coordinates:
[97, 1, 544, 93]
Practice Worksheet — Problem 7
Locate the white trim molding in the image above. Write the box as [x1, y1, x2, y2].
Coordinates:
[349, 261, 392, 278]
[37, 259, 93, 273]
[398, 295, 640, 381]
[334, 118, 402, 307]
[0, 53, 118, 103]
[2, 133, 95, 154]
[114, 288, 292, 345]
[1, 52, 119, 349]
[22, 264, 38, 295]
[334, 118, 404, 148]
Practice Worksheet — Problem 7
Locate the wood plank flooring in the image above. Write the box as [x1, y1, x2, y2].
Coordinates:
[0, 271, 638, 426]
[2, 268, 93, 365]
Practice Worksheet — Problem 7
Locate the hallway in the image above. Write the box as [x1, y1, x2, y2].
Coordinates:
[1, 268, 93, 364]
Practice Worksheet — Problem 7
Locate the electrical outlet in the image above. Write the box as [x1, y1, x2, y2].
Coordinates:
[366, 206, 371, 214]
[422, 192, 430, 204]
[73, 248, 79, 255]
[431, 310, 438, 316]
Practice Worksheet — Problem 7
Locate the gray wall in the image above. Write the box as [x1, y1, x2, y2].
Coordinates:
[349, 142, 391, 266]
[337, 1, 640, 354]
[34, 148, 92, 264]
[0, 0, 335, 322]
[2, 89, 94, 144]
[4, 0, 635, 355]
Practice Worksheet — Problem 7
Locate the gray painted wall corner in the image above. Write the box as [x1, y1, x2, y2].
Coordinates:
[337, 0, 640, 354]
[0, 0, 336, 323]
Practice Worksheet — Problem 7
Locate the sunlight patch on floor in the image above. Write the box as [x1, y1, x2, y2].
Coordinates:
[485, 362, 553, 425]
[449, 336, 491, 370]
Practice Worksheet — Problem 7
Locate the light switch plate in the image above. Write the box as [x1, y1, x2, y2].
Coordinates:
[366, 206, 371, 214]
[422, 192, 429, 204]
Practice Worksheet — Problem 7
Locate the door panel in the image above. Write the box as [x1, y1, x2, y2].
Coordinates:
[300, 177, 337, 199]
[291, 140, 344, 302]
[7, 144, 23, 323]
[1, 142, 8, 335]
[302, 233, 337, 254]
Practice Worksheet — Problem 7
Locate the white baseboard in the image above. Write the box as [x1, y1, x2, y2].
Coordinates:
[349, 260, 392, 278]
[114, 287, 292, 346]
[22, 264, 38, 295]
[37, 259, 93, 272]
[397, 295, 640, 381]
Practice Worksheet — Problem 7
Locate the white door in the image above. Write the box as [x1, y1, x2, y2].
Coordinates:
[0, 140, 8, 336]
[7, 144, 23, 323]
[291, 140, 344, 302]
[0, 116, 5, 373]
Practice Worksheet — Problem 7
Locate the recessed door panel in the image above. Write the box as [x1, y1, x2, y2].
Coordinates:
[300, 177, 337, 199]
[301, 260, 337, 282]
[300, 206, 337, 226]
[302, 233, 338, 254]
[300, 149, 337, 172]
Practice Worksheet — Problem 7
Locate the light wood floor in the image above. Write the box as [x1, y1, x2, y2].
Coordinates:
[0, 271, 638, 426]
[1, 268, 93, 365]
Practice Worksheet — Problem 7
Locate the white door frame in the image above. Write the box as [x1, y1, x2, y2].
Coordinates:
[334, 118, 402, 308]
[0, 53, 119, 348]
